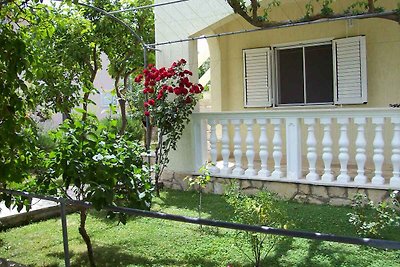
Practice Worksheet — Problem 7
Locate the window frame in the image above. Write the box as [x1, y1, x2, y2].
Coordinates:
[242, 36, 367, 108]
[272, 39, 335, 107]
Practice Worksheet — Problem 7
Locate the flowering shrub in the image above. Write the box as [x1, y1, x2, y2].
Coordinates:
[133, 59, 203, 194]
[348, 191, 400, 237]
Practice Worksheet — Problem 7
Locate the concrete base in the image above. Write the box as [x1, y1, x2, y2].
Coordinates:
[0, 205, 79, 230]
[161, 170, 390, 206]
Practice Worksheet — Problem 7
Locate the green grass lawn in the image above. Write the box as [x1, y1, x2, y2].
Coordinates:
[1, 189, 400, 267]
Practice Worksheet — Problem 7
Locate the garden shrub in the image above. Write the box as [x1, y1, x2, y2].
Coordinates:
[225, 183, 289, 267]
[36, 130, 55, 152]
[348, 191, 400, 238]
[99, 116, 144, 142]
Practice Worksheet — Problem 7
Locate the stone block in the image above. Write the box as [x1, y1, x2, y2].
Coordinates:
[265, 182, 298, 200]
[214, 182, 225, 195]
[328, 187, 347, 198]
[163, 181, 172, 189]
[298, 184, 311, 195]
[242, 188, 259, 195]
[203, 182, 214, 194]
[160, 170, 174, 182]
[174, 171, 189, 180]
[174, 179, 186, 190]
[251, 180, 264, 189]
[311, 186, 328, 198]
[241, 180, 252, 189]
[171, 183, 183, 190]
[293, 194, 308, 203]
[367, 189, 388, 203]
[329, 198, 352, 206]
[308, 197, 325, 205]
[347, 188, 367, 200]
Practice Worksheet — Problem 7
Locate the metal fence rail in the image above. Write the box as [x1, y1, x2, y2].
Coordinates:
[1, 188, 400, 267]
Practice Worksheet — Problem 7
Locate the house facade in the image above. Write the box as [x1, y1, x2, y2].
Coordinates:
[154, 0, 400, 204]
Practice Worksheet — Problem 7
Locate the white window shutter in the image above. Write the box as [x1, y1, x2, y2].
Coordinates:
[243, 47, 272, 107]
[333, 36, 367, 105]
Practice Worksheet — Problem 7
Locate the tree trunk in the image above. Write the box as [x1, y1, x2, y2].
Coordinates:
[82, 45, 98, 122]
[368, 0, 375, 13]
[79, 208, 96, 267]
[118, 97, 127, 135]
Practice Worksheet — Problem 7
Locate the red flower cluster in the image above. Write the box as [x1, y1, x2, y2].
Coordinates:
[134, 59, 203, 117]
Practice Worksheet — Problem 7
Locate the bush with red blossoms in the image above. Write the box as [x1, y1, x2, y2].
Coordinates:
[132, 59, 203, 194]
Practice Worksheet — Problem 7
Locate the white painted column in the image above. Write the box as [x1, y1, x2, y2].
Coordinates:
[286, 118, 302, 179]
[271, 119, 283, 179]
[257, 118, 270, 178]
[337, 118, 350, 183]
[390, 117, 400, 187]
[244, 119, 257, 177]
[193, 118, 208, 171]
[372, 117, 385, 185]
[208, 119, 219, 174]
[305, 118, 319, 181]
[354, 117, 367, 185]
[231, 119, 244, 176]
[321, 118, 334, 182]
[220, 119, 231, 175]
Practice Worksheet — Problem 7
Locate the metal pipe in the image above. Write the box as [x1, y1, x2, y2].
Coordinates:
[109, 0, 190, 14]
[60, 200, 71, 267]
[148, 11, 398, 47]
[2, 188, 400, 250]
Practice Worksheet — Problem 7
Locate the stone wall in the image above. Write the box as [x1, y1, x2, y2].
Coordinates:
[161, 171, 391, 206]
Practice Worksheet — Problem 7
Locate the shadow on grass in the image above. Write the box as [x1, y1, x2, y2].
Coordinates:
[226, 236, 294, 267]
[47, 244, 223, 267]
[156, 189, 234, 221]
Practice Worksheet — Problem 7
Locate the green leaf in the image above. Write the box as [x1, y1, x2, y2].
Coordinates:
[74, 107, 87, 114]
[86, 132, 98, 142]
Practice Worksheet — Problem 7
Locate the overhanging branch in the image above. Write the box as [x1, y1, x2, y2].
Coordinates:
[226, 0, 400, 27]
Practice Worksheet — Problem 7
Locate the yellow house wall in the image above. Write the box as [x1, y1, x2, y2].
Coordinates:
[211, 18, 400, 111]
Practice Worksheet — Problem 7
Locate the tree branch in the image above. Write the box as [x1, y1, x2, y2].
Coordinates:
[368, 0, 375, 13]
[251, 0, 258, 21]
[227, 0, 399, 28]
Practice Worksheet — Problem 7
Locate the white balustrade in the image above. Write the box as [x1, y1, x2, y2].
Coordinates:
[208, 119, 219, 174]
[192, 108, 400, 190]
[305, 118, 319, 181]
[231, 119, 244, 176]
[337, 118, 350, 183]
[286, 118, 302, 179]
[372, 118, 385, 185]
[220, 119, 231, 175]
[354, 117, 367, 184]
[271, 119, 283, 179]
[321, 118, 334, 182]
[244, 119, 257, 176]
[257, 119, 270, 177]
[390, 117, 400, 187]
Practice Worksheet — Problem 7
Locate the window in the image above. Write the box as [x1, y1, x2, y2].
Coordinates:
[243, 36, 367, 107]
[277, 44, 333, 105]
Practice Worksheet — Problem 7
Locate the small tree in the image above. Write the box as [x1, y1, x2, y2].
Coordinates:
[131, 59, 203, 195]
[185, 163, 212, 228]
[36, 111, 152, 267]
[225, 184, 289, 267]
